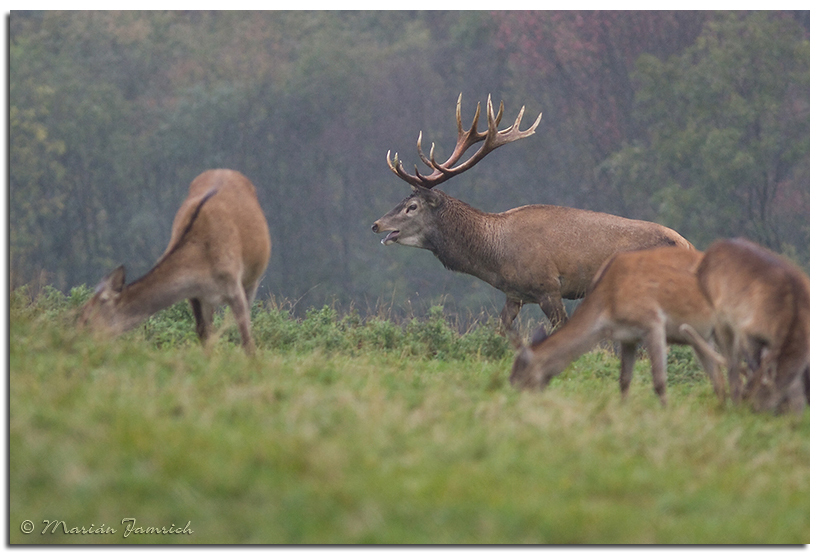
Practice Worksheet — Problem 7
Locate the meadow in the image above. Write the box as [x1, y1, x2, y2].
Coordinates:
[9, 287, 809, 544]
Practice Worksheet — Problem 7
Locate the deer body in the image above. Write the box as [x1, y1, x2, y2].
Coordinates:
[694, 238, 809, 413]
[509, 247, 725, 406]
[79, 169, 271, 355]
[373, 94, 692, 333]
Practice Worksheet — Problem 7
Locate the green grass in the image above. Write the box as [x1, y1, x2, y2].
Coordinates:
[9, 287, 809, 544]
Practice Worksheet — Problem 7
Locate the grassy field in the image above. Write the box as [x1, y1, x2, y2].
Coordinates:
[9, 287, 809, 544]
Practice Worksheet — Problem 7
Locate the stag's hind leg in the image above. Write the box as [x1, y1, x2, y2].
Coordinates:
[500, 297, 523, 340]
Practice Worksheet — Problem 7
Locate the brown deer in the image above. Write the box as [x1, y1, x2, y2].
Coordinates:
[509, 247, 726, 406]
[682, 238, 809, 413]
[79, 169, 271, 355]
[372, 94, 693, 336]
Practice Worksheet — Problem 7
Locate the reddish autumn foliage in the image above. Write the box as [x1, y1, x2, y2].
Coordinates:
[495, 11, 705, 156]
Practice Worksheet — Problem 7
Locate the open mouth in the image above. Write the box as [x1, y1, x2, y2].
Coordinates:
[381, 230, 400, 245]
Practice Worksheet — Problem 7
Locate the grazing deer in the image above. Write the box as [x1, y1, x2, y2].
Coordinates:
[79, 169, 271, 355]
[372, 94, 693, 336]
[509, 247, 726, 406]
[685, 238, 809, 413]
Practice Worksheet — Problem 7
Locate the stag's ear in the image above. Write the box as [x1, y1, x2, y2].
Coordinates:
[411, 185, 441, 208]
[96, 265, 126, 296]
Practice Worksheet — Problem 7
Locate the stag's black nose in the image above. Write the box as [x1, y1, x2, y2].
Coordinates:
[371, 222, 379, 233]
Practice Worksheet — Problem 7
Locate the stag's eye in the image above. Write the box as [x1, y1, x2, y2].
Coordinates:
[406, 204, 417, 214]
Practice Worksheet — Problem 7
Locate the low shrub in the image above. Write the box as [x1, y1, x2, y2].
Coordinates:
[13, 287, 515, 362]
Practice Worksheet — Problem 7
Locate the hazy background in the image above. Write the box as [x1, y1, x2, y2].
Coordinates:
[10, 11, 809, 319]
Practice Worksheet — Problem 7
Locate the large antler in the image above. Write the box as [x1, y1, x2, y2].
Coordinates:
[387, 93, 542, 189]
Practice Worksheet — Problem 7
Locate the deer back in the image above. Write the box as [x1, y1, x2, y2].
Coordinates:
[493, 205, 693, 299]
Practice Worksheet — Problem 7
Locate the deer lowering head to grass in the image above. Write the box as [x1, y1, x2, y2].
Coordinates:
[509, 247, 726, 406]
[79, 169, 271, 355]
[372, 94, 693, 337]
[682, 238, 809, 413]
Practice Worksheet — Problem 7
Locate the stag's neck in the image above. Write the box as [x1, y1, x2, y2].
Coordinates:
[426, 197, 504, 282]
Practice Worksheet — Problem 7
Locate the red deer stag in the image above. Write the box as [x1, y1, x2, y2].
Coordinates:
[682, 238, 809, 413]
[372, 94, 693, 336]
[509, 247, 726, 406]
[79, 169, 271, 355]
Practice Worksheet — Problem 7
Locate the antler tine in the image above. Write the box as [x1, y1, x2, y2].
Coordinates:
[511, 104, 526, 133]
[387, 149, 422, 187]
[466, 98, 482, 139]
[454, 93, 484, 138]
[388, 137, 444, 189]
[494, 104, 542, 146]
[414, 133, 449, 187]
[455, 92, 464, 134]
[512, 104, 541, 135]
[525, 109, 542, 135]
[416, 131, 435, 170]
[429, 98, 483, 174]
[418, 94, 481, 175]
[486, 94, 504, 134]
[486, 94, 496, 135]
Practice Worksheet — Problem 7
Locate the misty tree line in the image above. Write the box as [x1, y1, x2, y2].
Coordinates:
[10, 11, 809, 316]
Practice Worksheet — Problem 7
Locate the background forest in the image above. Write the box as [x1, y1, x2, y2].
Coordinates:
[9, 11, 810, 318]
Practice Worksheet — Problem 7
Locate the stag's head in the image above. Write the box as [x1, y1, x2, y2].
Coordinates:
[372, 93, 540, 247]
[371, 186, 443, 248]
[78, 265, 129, 335]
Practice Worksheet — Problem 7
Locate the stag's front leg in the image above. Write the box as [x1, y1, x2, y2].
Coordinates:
[538, 294, 568, 331]
[500, 297, 523, 340]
